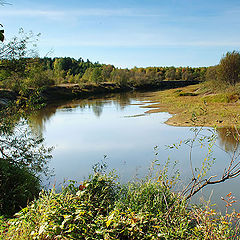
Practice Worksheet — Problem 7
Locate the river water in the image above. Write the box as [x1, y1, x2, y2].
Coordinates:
[28, 90, 240, 212]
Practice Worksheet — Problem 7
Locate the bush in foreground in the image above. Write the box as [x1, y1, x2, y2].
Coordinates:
[0, 159, 40, 217]
[0, 171, 240, 239]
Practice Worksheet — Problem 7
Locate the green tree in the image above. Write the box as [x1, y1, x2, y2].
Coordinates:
[217, 51, 240, 85]
[206, 66, 218, 82]
[101, 64, 114, 82]
[90, 67, 103, 83]
[0, 27, 53, 216]
[24, 60, 55, 88]
[111, 69, 129, 86]
[165, 68, 176, 80]
[182, 70, 193, 81]
[0, 29, 41, 91]
[81, 67, 93, 83]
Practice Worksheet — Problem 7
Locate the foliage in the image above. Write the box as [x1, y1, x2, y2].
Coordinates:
[90, 67, 103, 83]
[0, 28, 40, 60]
[0, 159, 40, 216]
[1, 111, 240, 238]
[111, 68, 130, 86]
[218, 51, 240, 85]
[0, 27, 53, 217]
[2, 37, 239, 92]
[24, 62, 55, 88]
[190, 192, 240, 240]
[206, 51, 240, 88]
[165, 68, 176, 80]
[0, 54, 206, 92]
[0, 29, 46, 91]
[1, 163, 240, 239]
[205, 66, 218, 83]
[182, 70, 193, 81]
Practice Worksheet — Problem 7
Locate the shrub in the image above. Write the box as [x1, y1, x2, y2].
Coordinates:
[217, 51, 240, 85]
[24, 67, 55, 88]
[0, 159, 40, 216]
[2, 173, 118, 240]
[205, 66, 218, 82]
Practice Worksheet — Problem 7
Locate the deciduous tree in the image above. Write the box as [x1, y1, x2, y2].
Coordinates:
[217, 51, 240, 85]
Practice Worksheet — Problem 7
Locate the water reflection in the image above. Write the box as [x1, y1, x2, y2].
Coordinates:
[113, 92, 132, 110]
[217, 127, 240, 152]
[28, 91, 155, 133]
[91, 100, 104, 117]
[28, 105, 58, 133]
[28, 94, 240, 157]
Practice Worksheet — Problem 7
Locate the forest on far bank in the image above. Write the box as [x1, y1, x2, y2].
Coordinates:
[0, 56, 207, 91]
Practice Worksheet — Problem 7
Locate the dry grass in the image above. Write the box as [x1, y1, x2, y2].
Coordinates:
[142, 83, 240, 127]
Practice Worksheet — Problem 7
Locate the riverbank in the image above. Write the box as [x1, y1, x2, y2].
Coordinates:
[35, 80, 200, 103]
[143, 83, 240, 127]
[0, 80, 199, 107]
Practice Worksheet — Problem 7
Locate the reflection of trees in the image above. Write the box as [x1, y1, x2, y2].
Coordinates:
[217, 127, 240, 152]
[28, 90, 154, 133]
[28, 105, 58, 134]
[91, 100, 104, 117]
[114, 92, 132, 110]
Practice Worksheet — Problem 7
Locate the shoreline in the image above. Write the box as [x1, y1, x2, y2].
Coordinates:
[141, 84, 240, 128]
[0, 80, 199, 106]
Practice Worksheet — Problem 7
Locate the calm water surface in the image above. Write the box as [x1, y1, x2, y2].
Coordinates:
[29, 91, 240, 212]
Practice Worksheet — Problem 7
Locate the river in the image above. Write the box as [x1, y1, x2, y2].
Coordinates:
[28, 90, 240, 213]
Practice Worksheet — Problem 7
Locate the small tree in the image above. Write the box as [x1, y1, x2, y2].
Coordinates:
[205, 66, 218, 82]
[165, 68, 176, 80]
[90, 67, 103, 83]
[217, 51, 240, 85]
[81, 67, 93, 83]
[0, 29, 41, 91]
[182, 70, 193, 81]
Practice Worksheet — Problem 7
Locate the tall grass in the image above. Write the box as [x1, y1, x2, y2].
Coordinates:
[1, 166, 240, 240]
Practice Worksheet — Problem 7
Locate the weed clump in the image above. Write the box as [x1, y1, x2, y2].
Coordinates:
[1, 167, 239, 240]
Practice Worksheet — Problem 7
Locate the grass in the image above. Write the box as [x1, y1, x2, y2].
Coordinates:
[142, 82, 240, 127]
[1, 167, 240, 240]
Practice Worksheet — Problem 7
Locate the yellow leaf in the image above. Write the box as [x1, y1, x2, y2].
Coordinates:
[106, 212, 114, 227]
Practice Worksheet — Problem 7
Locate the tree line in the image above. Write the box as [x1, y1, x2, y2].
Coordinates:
[2, 52, 240, 93]
[0, 56, 207, 91]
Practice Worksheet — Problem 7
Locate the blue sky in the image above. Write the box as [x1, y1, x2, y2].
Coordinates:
[1, 0, 240, 68]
